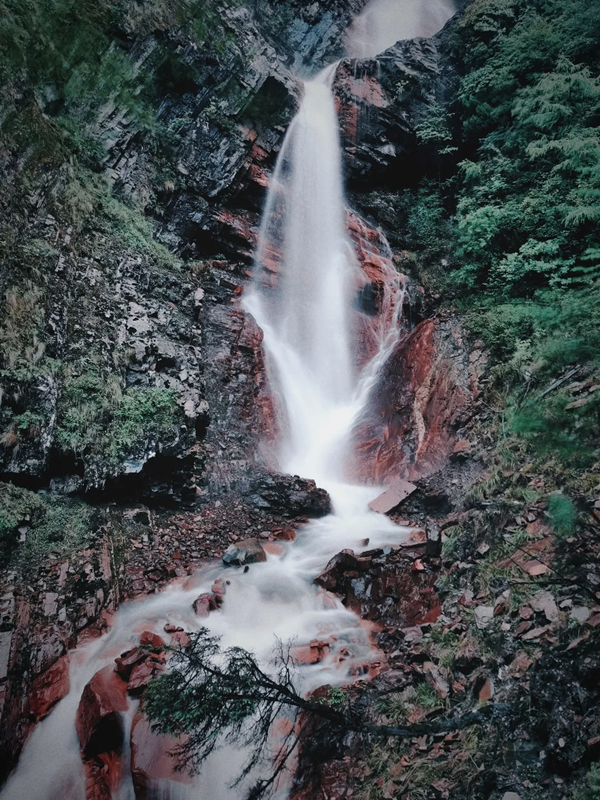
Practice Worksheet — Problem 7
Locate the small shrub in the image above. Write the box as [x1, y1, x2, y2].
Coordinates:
[0, 483, 95, 569]
[56, 369, 122, 456]
[574, 761, 600, 800]
[106, 387, 180, 462]
[415, 682, 442, 711]
[0, 285, 45, 370]
[509, 391, 599, 467]
[547, 493, 577, 537]
[22, 499, 95, 564]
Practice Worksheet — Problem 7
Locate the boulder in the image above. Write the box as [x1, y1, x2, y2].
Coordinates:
[193, 592, 219, 617]
[115, 647, 149, 682]
[127, 657, 165, 696]
[368, 478, 416, 514]
[83, 752, 123, 800]
[291, 640, 331, 665]
[315, 548, 441, 628]
[247, 472, 331, 517]
[313, 550, 361, 592]
[222, 538, 267, 567]
[164, 623, 191, 647]
[211, 578, 226, 605]
[139, 631, 164, 650]
[76, 665, 128, 756]
[29, 654, 70, 721]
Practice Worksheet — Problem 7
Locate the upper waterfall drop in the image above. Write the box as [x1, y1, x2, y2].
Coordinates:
[244, 64, 364, 493]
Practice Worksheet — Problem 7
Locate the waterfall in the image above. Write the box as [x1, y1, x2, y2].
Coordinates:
[0, 3, 461, 797]
[245, 65, 356, 488]
[0, 67, 407, 800]
[346, 0, 456, 59]
[244, 65, 401, 511]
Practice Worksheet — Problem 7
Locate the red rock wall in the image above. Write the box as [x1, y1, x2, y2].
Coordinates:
[351, 317, 477, 484]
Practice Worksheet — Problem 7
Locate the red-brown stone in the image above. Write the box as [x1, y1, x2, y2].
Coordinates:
[192, 592, 219, 618]
[127, 657, 165, 696]
[139, 631, 164, 650]
[115, 647, 149, 682]
[29, 654, 70, 721]
[76, 665, 128, 756]
[369, 478, 417, 514]
[83, 751, 123, 800]
[211, 578, 226, 605]
[351, 317, 475, 484]
[292, 640, 331, 665]
[169, 630, 191, 648]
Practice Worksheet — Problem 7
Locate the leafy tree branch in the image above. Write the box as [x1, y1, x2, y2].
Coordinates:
[143, 630, 511, 799]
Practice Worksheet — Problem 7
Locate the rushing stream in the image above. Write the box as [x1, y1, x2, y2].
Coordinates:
[1, 2, 456, 799]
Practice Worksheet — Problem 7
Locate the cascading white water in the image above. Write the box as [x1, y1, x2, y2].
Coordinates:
[244, 65, 402, 508]
[1, 4, 460, 797]
[245, 65, 357, 490]
[2, 66, 406, 800]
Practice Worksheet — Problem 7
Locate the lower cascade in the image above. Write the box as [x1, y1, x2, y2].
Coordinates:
[0, 5, 454, 800]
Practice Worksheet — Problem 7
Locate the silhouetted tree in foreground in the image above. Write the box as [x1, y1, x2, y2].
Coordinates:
[143, 629, 510, 799]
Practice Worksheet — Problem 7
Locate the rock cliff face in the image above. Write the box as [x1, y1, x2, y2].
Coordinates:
[0, 0, 480, 789]
[352, 315, 478, 484]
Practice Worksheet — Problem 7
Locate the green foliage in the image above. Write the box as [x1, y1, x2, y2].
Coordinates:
[406, 185, 452, 257]
[354, 184, 454, 270]
[508, 389, 600, 468]
[415, 682, 443, 711]
[0, 0, 245, 157]
[452, 0, 600, 296]
[21, 497, 95, 564]
[316, 686, 347, 711]
[105, 387, 179, 462]
[56, 372, 179, 465]
[55, 369, 122, 456]
[446, 0, 600, 479]
[0, 482, 38, 568]
[453, 113, 600, 465]
[0, 482, 95, 569]
[547, 493, 577, 537]
[55, 166, 181, 268]
[574, 762, 600, 800]
[13, 410, 45, 432]
[0, 285, 46, 370]
[144, 629, 314, 796]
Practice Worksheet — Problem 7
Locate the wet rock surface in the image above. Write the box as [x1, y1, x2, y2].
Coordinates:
[352, 316, 479, 484]
[246, 472, 332, 517]
[28, 654, 70, 721]
[222, 537, 267, 566]
[76, 665, 128, 756]
[314, 541, 441, 627]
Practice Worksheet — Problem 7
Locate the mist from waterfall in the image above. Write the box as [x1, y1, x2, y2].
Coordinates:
[346, 0, 457, 58]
